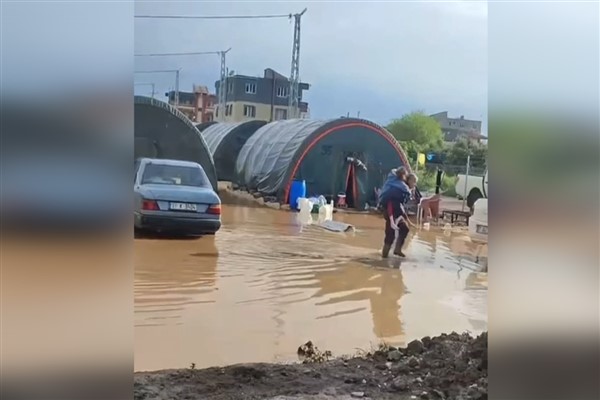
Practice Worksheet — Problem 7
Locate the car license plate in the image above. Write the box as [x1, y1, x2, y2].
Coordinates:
[170, 202, 197, 212]
[476, 225, 488, 234]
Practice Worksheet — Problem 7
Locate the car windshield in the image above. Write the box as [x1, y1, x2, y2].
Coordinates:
[141, 163, 210, 188]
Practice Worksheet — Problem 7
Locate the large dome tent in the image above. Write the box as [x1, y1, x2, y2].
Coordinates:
[195, 121, 217, 132]
[134, 96, 218, 190]
[201, 120, 267, 182]
[235, 118, 411, 210]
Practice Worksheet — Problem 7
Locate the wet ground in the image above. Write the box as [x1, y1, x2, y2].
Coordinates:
[135, 194, 487, 372]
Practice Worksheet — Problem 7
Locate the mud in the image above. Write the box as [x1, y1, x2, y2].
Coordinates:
[135, 198, 487, 371]
[134, 332, 487, 400]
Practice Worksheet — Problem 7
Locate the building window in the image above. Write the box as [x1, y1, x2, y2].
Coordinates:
[274, 108, 287, 120]
[243, 105, 256, 118]
[245, 82, 257, 94]
[276, 86, 289, 98]
[225, 104, 233, 116]
[227, 82, 233, 94]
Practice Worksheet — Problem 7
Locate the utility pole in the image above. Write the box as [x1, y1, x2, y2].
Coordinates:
[462, 154, 471, 212]
[174, 69, 180, 107]
[218, 48, 232, 122]
[134, 69, 180, 104]
[288, 8, 307, 120]
[135, 49, 230, 116]
[134, 82, 156, 98]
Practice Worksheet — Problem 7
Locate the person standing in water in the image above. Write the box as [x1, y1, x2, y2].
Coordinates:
[378, 167, 413, 258]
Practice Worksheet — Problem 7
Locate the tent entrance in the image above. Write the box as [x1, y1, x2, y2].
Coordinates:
[345, 164, 357, 208]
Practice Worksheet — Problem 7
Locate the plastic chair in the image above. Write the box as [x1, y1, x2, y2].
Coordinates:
[417, 195, 441, 224]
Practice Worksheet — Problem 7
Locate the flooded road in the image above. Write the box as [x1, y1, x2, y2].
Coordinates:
[135, 199, 487, 371]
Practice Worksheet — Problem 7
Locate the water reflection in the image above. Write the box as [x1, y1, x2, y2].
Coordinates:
[135, 237, 218, 327]
[134, 203, 487, 371]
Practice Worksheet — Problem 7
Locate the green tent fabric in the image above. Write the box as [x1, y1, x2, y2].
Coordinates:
[134, 96, 218, 190]
[235, 118, 411, 209]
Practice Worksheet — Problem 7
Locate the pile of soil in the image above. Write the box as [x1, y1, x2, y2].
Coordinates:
[134, 332, 487, 400]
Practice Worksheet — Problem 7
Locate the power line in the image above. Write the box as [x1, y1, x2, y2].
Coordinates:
[135, 13, 291, 20]
[135, 49, 231, 122]
[135, 51, 221, 57]
[135, 69, 180, 73]
[134, 69, 181, 106]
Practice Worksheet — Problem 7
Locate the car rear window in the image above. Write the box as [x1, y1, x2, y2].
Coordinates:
[141, 163, 211, 188]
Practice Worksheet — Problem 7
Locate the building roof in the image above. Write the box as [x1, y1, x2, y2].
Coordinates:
[166, 91, 196, 104]
[430, 111, 481, 124]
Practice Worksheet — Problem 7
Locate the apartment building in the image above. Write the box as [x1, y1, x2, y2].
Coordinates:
[430, 111, 486, 144]
[214, 68, 309, 123]
[166, 85, 217, 123]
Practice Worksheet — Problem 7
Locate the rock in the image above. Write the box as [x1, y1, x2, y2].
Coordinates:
[408, 357, 420, 368]
[466, 385, 486, 400]
[424, 374, 441, 387]
[345, 377, 358, 384]
[361, 379, 367, 384]
[454, 360, 467, 372]
[431, 389, 446, 399]
[391, 376, 411, 391]
[387, 350, 403, 361]
[421, 336, 432, 348]
[420, 391, 429, 399]
[265, 202, 281, 210]
[351, 392, 365, 398]
[407, 340, 425, 355]
[376, 364, 388, 370]
[394, 363, 410, 374]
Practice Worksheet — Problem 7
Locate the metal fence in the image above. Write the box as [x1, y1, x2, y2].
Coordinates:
[417, 163, 486, 177]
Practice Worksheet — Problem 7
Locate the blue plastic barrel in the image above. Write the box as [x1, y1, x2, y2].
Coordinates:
[289, 180, 307, 210]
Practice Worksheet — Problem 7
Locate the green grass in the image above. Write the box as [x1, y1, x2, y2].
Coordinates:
[416, 171, 458, 197]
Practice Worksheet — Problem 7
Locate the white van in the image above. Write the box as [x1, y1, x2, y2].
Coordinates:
[468, 197, 488, 242]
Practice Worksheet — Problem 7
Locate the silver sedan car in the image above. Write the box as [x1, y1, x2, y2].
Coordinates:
[134, 158, 221, 235]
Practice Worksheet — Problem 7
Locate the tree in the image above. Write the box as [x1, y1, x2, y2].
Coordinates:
[443, 137, 487, 170]
[386, 112, 444, 158]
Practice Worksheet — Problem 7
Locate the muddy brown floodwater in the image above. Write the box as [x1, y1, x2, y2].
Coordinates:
[135, 197, 487, 372]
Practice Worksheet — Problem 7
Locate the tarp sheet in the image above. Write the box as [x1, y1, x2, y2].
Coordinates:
[201, 120, 266, 182]
[236, 119, 333, 192]
[134, 96, 217, 190]
[195, 121, 217, 132]
[235, 118, 411, 209]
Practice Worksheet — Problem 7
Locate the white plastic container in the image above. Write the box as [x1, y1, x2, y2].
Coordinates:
[319, 200, 334, 222]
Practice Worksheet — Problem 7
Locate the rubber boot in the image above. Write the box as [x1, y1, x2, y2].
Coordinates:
[393, 242, 406, 258]
[381, 244, 392, 258]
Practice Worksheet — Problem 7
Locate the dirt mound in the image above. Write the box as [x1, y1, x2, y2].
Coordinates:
[134, 332, 487, 400]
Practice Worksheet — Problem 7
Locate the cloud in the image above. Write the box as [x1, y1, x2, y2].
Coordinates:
[134, 1, 487, 126]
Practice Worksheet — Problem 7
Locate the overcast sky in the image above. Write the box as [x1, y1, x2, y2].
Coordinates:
[134, 1, 488, 130]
